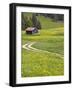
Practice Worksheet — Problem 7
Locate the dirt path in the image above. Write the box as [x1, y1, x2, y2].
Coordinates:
[22, 42, 64, 59]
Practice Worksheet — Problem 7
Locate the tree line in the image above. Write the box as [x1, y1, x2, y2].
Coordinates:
[21, 13, 64, 30]
[21, 13, 41, 30]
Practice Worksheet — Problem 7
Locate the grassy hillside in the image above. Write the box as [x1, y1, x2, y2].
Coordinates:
[21, 14, 64, 77]
[37, 15, 64, 29]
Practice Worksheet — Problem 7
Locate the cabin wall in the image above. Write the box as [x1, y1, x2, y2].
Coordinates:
[26, 28, 38, 34]
[26, 31, 32, 34]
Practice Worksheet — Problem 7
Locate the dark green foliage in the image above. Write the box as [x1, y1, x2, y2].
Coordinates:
[57, 15, 64, 21]
[21, 14, 30, 30]
[32, 13, 37, 27]
[21, 13, 26, 30]
[40, 13, 64, 22]
[21, 13, 33, 30]
[48, 14, 64, 22]
[21, 13, 41, 30]
[32, 13, 41, 29]
[21, 13, 63, 30]
[52, 14, 64, 22]
[36, 20, 41, 29]
[26, 17, 33, 27]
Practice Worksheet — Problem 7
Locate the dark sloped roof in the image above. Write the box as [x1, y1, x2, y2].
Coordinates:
[26, 27, 36, 31]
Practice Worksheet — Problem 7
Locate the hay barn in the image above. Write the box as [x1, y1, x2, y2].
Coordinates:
[26, 27, 38, 34]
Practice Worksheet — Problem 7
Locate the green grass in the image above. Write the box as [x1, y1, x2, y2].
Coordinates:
[22, 49, 64, 77]
[21, 16, 64, 77]
[37, 16, 64, 29]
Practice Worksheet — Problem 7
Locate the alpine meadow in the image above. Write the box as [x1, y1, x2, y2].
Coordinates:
[21, 13, 64, 77]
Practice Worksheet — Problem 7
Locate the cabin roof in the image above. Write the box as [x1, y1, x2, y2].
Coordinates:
[26, 27, 36, 31]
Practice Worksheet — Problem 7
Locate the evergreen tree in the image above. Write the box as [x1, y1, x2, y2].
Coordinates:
[21, 13, 25, 30]
[21, 13, 41, 30]
[32, 13, 41, 29]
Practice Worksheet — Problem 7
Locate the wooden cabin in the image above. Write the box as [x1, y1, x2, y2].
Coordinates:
[26, 27, 38, 34]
